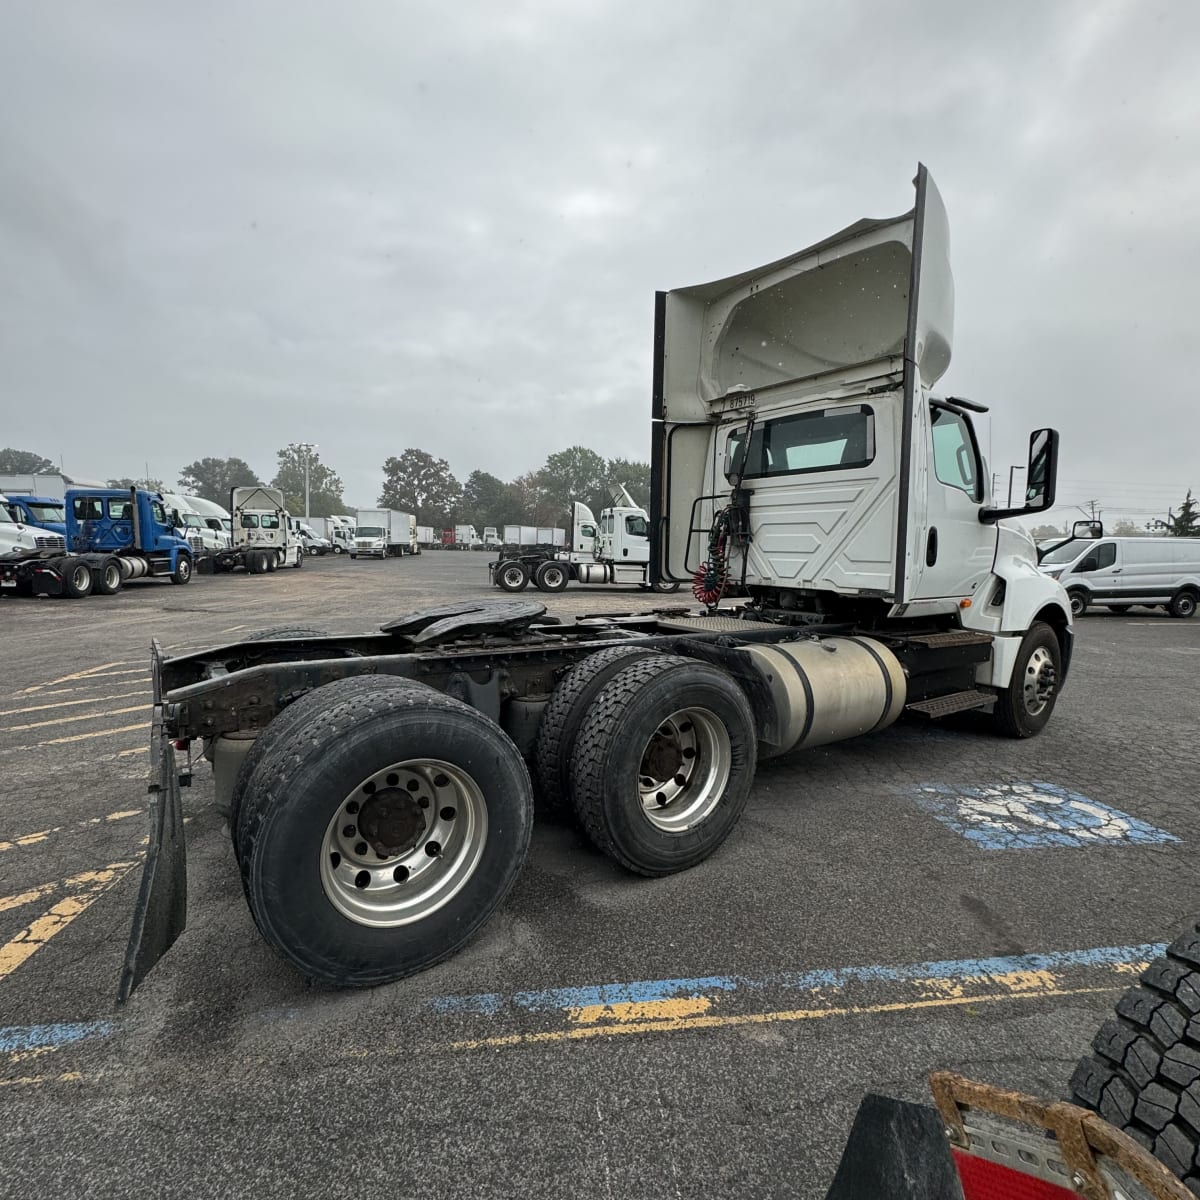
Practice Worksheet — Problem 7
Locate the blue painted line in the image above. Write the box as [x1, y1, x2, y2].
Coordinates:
[0, 1019, 114, 1053]
[912, 781, 1179, 850]
[425, 943, 1167, 1016]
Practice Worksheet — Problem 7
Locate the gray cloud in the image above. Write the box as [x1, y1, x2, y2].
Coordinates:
[1, 0, 1196, 524]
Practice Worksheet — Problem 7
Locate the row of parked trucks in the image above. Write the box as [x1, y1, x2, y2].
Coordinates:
[0, 485, 312, 598]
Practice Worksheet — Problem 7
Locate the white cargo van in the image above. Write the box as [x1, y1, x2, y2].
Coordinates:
[1040, 536, 1200, 617]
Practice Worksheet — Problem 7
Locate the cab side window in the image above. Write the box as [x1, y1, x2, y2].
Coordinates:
[108, 500, 131, 520]
[580, 524, 596, 539]
[930, 405, 982, 500]
[72, 497, 104, 521]
[150, 501, 168, 526]
[625, 515, 648, 538]
[1076, 542, 1116, 572]
[241, 514, 260, 528]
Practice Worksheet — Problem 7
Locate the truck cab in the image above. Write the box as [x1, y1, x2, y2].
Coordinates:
[653, 164, 1070, 693]
[231, 486, 301, 567]
[5, 495, 67, 537]
[65, 487, 195, 583]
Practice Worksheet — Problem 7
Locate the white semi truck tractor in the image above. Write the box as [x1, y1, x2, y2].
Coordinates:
[119, 166, 1073, 1001]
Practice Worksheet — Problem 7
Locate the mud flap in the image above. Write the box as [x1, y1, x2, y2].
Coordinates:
[117, 644, 187, 1003]
[823, 1093, 960, 1200]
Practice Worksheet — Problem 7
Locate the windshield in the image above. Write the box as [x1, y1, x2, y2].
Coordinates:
[1040, 540, 1085, 565]
[26, 503, 64, 523]
[357, 526, 384, 537]
[1, 504, 19, 524]
[183, 514, 203, 528]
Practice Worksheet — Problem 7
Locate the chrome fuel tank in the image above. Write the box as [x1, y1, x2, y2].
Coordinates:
[743, 636, 906, 757]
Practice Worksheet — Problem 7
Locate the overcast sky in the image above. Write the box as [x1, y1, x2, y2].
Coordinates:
[1, 0, 1196, 525]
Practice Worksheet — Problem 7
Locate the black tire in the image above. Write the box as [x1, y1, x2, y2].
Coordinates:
[294, 550, 303, 569]
[60, 557, 93, 598]
[534, 560, 569, 592]
[247, 550, 267, 574]
[266, 552, 278, 573]
[1070, 923, 1200, 1192]
[496, 561, 529, 593]
[533, 646, 660, 812]
[991, 621, 1061, 738]
[239, 683, 533, 987]
[332, 544, 343, 555]
[1108, 605, 1132, 614]
[229, 672, 424, 866]
[92, 557, 123, 595]
[650, 579, 681, 594]
[1170, 591, 1198, 620]
[172, 554, 193, 585]
[569, 656, 757, 876]
[1067, 588, 1089, 617]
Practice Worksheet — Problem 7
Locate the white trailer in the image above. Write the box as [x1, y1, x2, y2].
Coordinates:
[454, 524, 481, 550]
[415, 525, 436, 548]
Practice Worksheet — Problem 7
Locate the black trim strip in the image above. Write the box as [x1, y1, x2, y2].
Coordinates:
[846, 636, 896, 732]
[893, 163, 928, 605]
[793, 657, 816, 747]
[649, 291, 667, 584]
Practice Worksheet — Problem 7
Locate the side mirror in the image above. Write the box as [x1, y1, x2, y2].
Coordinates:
[1071, 520, 1103, 540]
[980, 428, 1058, 523]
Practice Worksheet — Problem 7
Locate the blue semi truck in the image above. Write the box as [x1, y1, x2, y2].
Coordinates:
[4, 495, 67, 537]
[0, 486, 195, 598]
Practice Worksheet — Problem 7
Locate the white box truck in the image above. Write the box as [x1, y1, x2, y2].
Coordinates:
[353, 510, 418, 558]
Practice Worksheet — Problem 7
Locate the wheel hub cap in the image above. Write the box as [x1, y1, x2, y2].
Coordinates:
[358, 789, 425, 858]
[637, 708, 732, 833]
[1023, 648, 1056, 715]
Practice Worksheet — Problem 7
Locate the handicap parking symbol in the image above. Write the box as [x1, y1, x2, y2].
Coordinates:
[911, 781, 1179, 850]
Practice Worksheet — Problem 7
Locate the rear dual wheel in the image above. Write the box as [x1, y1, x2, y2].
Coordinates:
[60, 557, 93, 598]
[93, 557, 123, 595]
[556, 654, 757, 875]
[236, 678, 533, 986]
[496, 561, 529, 592]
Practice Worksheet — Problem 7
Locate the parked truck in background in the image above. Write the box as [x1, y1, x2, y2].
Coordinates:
[352, 509, 417, 558]
[121, 166, 1075, 1005]
[307, 517, 352, 554]
[482, 527, 501, 549]
[454, 524, 481, 550]
[492, 491, 679, 593]
[2, 486, 195, 598]
[415, 525, 436, 549]
[4, 495, 66, 537]
[204, 486, 303, 574]
[161, 493, 229, 555]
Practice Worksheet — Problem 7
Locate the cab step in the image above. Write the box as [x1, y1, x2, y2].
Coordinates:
[905, 630, 994, 649]
[905, 689, 996, 719]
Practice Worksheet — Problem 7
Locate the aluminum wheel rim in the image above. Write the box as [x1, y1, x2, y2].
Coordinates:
[502, 565, 524, 588]
[70, 565, 90, 591]
[103, 564, 121, 590]
[637, 707, 731, 833]
[1069, 594, 1085, 616]
[543, 566, 565, 588]
[1022, 646, 1056, 716]
[320, 759, 487, 927]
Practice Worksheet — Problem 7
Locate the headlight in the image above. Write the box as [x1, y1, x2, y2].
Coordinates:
[1045, 569, 1062, 579]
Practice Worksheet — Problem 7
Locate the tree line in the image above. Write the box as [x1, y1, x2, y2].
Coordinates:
[377, 446, 650, 530]
[0, 444, 651, 528]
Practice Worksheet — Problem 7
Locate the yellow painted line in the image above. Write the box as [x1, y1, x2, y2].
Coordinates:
[0, 808, 142, 854]
[0, 860, 140, 982]
[18, 662, 137, 696]
[34, 721, 146, 748]
[6, 704, 150, 734]
[116, 747, 148, 758]
[0, 1070, 96, 1089]
[570, 997, 713, 1024]
[0, 691, 145, 717]
[444, 983, 1126, 1052]
[0, 881, 60, 915]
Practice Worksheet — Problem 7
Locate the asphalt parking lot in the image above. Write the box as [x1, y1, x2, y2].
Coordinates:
[2, 551, 1198, 1199]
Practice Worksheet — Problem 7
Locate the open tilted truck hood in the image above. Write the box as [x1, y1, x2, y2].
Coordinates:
[660, 164, 953, 419]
